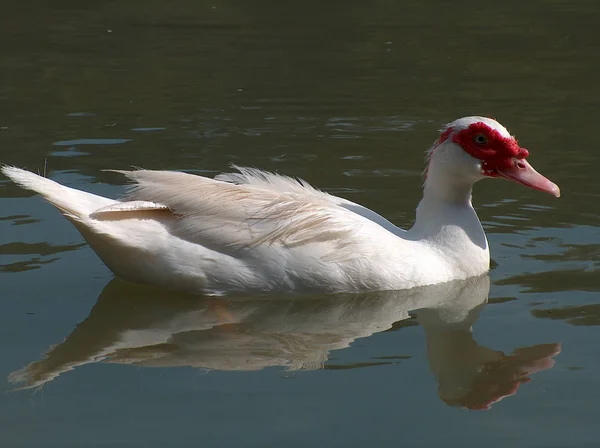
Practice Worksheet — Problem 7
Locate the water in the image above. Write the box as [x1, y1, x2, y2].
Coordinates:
[1, 1, 599, 446]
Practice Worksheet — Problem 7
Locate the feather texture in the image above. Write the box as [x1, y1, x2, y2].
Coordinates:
[118, 168, 361, 250]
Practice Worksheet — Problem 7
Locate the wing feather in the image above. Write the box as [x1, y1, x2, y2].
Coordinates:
[91, 201, 170, 217]
[216, 165, 405, 236]
[116, 168, 363, 251]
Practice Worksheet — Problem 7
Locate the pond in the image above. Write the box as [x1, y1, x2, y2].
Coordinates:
[1, 1, 599, 446]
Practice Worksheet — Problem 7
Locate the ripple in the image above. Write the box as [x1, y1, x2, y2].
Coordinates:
[131, 127, 166, 132]
[53, 138, 131, 146]
[0, 241, 86, 272]
[326, 116, 416, 133]
[532, 303, 600, 326]
[340, 155, 370, 160]
[50, 149, 90, 157]
[496, 269, 600, 293]
[343, 168, 420, 177]
[66, 112, 96, 117]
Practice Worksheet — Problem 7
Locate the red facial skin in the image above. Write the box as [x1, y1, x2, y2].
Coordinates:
[436, 120, 560, 197]
[442, 122, 530, 176]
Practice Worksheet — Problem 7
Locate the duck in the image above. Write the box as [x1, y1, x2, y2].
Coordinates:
[1, 116, 560, 295]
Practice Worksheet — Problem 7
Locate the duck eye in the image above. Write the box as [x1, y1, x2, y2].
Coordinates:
[474, 134, 488, 145]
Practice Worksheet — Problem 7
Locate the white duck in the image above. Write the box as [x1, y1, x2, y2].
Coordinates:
[2, 116, 560, 295]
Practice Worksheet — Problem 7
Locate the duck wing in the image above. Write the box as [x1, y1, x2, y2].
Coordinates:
[215, 165, 405, 236]
[111, 168, 403, 259]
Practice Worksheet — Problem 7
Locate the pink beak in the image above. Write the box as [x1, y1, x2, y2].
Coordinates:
[496, 159, 560, 198]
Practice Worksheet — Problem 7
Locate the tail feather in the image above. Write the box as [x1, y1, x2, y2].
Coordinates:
[2, 166, 116, 219]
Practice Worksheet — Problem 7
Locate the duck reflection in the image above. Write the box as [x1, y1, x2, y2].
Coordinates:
[9, 275, 559, 410]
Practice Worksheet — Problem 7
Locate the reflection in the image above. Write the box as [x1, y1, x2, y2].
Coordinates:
[420, 299, 560, 410]
[10, 276, 559, 410]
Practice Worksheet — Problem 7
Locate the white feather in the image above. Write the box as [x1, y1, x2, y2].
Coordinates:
[3, 165, 436, 294]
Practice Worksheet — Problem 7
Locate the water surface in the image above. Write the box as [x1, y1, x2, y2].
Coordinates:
[1, 1, 599, 446]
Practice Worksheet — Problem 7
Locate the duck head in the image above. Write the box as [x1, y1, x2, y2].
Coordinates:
[426, 116, 560, 198]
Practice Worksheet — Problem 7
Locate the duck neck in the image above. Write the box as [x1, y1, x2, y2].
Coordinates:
[411, 168, 477, 235]
[409, 164, 489, 270]
[422, 169, 474, 206]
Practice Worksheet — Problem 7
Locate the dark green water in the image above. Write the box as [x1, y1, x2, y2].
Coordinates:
[1, 1, 599, 446]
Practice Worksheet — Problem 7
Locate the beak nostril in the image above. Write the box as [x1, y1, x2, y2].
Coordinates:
[516, 161, 526, 169]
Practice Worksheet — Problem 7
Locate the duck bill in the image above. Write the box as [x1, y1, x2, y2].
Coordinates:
[496, 159, 560, 198]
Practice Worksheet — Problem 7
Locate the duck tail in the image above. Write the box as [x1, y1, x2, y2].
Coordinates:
[2, 166, 115, 220]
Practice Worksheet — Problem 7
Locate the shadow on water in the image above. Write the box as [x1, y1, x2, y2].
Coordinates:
[532, 304, 600, 327]
[10, 275, 559, 411]
[0, 241, 87, 272]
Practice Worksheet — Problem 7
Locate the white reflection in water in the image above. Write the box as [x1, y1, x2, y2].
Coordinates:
[10, 275, 559, 410]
